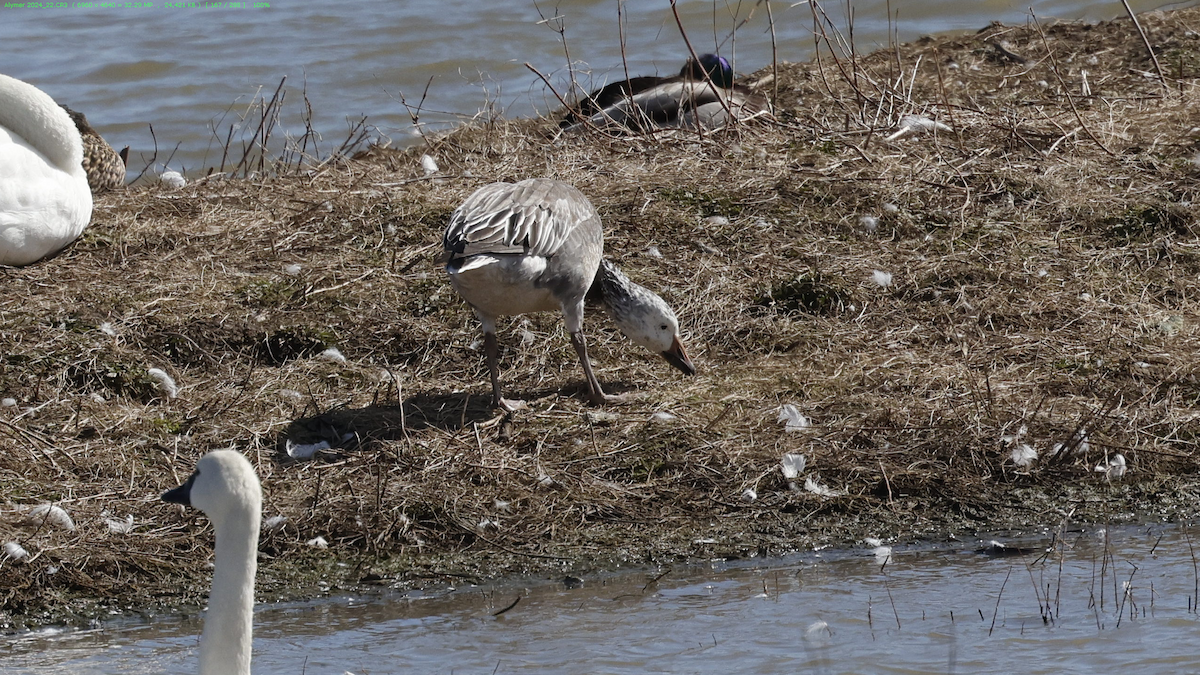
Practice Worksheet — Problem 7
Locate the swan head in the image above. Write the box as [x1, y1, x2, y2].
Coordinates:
[680, 53, 733, 89]
[593, 260, 696, 376]
[163, 450, 262, 524]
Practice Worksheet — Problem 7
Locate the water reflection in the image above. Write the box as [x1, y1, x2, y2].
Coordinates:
[3, 524, 1200, 674]
[0, 1, 1194, 173]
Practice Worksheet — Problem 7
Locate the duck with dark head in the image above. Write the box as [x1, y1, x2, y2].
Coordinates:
[561, 53, 768, 133]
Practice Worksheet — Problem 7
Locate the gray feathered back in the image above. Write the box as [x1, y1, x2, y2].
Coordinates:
[444, 179, 597, 259]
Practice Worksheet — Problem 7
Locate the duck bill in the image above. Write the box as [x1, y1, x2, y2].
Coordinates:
[661, 335, 696, 376]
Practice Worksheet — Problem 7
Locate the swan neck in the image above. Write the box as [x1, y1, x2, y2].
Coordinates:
[199, 506, 259, 675]
[0, 74, 85, 175]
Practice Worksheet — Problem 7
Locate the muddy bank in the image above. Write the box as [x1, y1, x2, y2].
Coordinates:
[2, 7, 1200, 628]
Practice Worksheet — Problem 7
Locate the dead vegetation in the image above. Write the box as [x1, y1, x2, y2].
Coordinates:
[3, 6, 1200, 628]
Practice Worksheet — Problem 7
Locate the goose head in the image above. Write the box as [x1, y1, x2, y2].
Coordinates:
[619, 294, 695, 376]
[162, 450, 261, 523]
[680, 53, 734, 88]
[593, 260, 696, 376]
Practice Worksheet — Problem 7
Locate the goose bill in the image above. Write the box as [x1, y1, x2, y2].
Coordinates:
[662, 335, 696, 376]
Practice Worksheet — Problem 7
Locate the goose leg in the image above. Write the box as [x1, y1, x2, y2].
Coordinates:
[569, 331, 627, 406]
[484, 331, 527, 412]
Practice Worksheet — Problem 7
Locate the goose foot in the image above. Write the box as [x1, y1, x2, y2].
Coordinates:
[590, 392, 632, 406]
[497, 397, 529, 412]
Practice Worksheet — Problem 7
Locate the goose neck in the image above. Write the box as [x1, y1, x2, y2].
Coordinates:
[595, 261, 639, 314]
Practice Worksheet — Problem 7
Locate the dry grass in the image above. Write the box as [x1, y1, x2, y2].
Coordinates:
[3, 6, 1200, 627]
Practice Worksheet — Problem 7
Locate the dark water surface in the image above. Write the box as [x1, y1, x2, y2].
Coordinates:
[1, 0, 1195, 174]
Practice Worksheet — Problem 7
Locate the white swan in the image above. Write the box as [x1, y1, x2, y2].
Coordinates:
[162, 450, 262, 675]
[0, 73, 93, 266]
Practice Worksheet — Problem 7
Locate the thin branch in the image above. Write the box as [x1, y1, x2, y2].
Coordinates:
[1121, 0, 1169, 91]
[1030, 11, 1117, 158]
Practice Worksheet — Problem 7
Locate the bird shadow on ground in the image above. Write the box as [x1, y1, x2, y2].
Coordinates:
[278, 392, 493, 457]
[274, 381, 636, 461]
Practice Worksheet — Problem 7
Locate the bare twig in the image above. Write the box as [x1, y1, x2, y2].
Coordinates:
[764, 0, 779, 106]
[1121, 0, 1169, 91]
[1030, 11, 1117, 157]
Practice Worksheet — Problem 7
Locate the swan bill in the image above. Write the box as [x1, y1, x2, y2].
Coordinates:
[162, 471, 197, 506]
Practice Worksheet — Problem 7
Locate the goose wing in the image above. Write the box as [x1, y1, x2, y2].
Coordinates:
[444, 179, 596, 259]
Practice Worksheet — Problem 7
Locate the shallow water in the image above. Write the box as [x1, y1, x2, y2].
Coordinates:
[3, 523, 1200, 674]
[0, 0, 1195, 175]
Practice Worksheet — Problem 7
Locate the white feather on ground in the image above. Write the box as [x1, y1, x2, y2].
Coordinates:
[104, 513, 134, 534]
[780, 452, 807, 479]
[3, 541, 29, 560]
[804, 476, 847, 497]
[318, 347, 347, 364]
[146, 368, 178, 399]
[777, 404, 810, 432]
[26, 504, 75, 531]
[1001, 425, 1037, 467]
[1011, 444, 1038, 467]
[1095, 454, 1127, 479]
[286, 439, 329, 459]
[885, 114, 952, 141]
[158, 170, 187, 188]
[1052, 428, 1090, 456]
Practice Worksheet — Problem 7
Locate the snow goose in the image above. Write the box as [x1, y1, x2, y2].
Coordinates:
[561, 53, 768, 133]
[162, 450, 261, 675]
[587, 258, 695, 375]
[61, 104, 127, 192]
[0, 74, 92, 266]
[444, 178, 694, 410]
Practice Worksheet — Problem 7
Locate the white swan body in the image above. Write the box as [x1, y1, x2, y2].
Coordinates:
[163, 450, 262, 675]
[0, 73, 92, 266]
